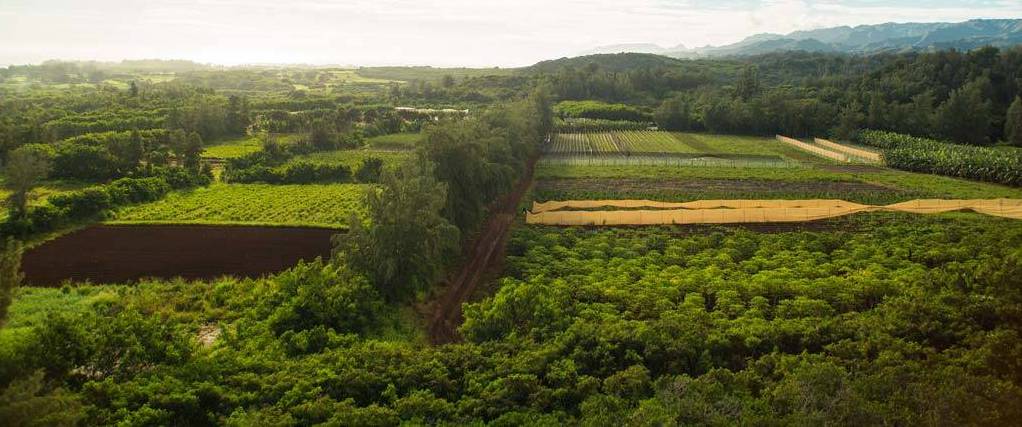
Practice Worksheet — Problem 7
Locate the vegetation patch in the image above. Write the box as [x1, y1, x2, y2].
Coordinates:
[534, 178, 914, 204]
[111, 183, 367, 228]
[365, 132, 421, 150]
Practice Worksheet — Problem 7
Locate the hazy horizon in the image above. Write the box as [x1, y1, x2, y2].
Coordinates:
[2, 0, 1021, 68]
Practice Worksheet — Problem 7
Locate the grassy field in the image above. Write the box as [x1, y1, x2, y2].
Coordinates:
[111, 183, 368, 228]
[291, 149, 412, 171]
[544, 132, 817, 167]
[365, 132, 421, 150]
[202, 134, 303, 159]
[202, 135, 264, 159]
[672, 133, 801, 156]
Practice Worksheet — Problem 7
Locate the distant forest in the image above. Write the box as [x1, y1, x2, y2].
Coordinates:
[532, 49, 1022, 146]
[4, 47, 1022, 149]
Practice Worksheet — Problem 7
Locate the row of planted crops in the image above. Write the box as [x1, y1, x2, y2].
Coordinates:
[544, 131, 797, 168]
[548, 131, 700, 155]
[856, 130, 1022, 186]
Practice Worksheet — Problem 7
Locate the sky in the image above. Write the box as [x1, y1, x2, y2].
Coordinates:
[1, 0, 1020, 67]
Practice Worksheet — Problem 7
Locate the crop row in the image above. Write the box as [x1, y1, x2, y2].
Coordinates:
[548, 131, 696, 155]
[855, 130, 1022, 186]
[113, 183, 368, 227]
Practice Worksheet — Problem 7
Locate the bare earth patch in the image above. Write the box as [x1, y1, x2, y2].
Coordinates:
[22, 225, 336, 286]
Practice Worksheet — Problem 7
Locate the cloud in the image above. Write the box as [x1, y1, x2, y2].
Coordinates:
[1, 0, 1020, 66]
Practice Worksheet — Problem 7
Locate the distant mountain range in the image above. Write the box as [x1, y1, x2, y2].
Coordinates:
[584, 19, 1022, 58]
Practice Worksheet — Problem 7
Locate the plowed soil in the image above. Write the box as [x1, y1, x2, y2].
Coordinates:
[22, 225, 336, 286]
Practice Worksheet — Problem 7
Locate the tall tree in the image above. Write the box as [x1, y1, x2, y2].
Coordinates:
[3, 146, 52, 220]
[1006, 96, 1022, 147]
[936, 77, 993, 145]
[336, 158, 459, 302]
[734, 65, 761, 101]
[0, 238, 23, 328]
[832, 100, 865, 140]
[655, 96, 693, 131]
[183, 132, 203, 173]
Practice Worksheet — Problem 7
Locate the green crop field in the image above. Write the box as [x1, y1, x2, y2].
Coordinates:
[202, 134, 303, 159]
[617, 130, 697, 153]
[671, 133, 800, 156]
[365, 132, 421, 150]
[111, 183, 368, 228]
[291, 149, 412, 171]
[544, 132, 811, 167]
[534, 163, 1022, 200]
[202, 135, 263, 159]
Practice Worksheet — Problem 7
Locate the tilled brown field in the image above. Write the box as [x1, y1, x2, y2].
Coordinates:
[22, 225, 337, 286]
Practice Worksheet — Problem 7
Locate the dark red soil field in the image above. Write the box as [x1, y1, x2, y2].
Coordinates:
[22, 225, 337, 286]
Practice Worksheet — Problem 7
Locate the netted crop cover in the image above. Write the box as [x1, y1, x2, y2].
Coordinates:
[526, 199, 1022, 226]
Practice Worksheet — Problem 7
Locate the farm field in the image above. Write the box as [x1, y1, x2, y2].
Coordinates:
[534, 177, 920, 205]
[544, 131, 809, 167]
[365, 132, 421, 150]
[111, 183, 368, 228]
[292, 149, 412, 171]
[202, 135, 264, 159]
[202, 134, 302, 159]
[21, 225, 335, 286]
[4, 25, 1022, 424]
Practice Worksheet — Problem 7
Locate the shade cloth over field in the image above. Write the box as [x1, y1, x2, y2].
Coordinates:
[813, 138, 883, 163]
[776, 135, 848, 162]
[526, 199, 1022, 226]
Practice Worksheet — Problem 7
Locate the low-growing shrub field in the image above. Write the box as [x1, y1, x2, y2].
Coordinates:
[544, 132, 796, 167]
[202, 135, 265, 159]
[365, 132, 421, 150]
[292, 149, 412, 171]
[856, 130, 1022, 186]
[112, 183, 368, 228]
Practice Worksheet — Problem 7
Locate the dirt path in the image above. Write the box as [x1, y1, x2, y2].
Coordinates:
[427, 155, 537, 345]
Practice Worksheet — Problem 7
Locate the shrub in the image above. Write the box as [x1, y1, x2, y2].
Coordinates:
[49, 187, 112, 219]
[267, 260, 382, 336]
[355, 157, 384, 183]
[555, 100, 651, 122]
[108, 178, 172, 204]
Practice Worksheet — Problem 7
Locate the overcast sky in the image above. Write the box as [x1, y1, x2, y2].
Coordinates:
[1, 0, 1020, 67]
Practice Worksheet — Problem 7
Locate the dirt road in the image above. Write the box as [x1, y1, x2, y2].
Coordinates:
[427, 156, 537, 344]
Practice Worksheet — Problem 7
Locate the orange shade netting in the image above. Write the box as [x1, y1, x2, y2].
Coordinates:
[813, 138, 883, 163]
[776, 135, 849, 162]
[526, 199, 1022, 226]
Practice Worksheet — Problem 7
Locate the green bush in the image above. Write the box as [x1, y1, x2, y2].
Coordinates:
[267, 260, 382, 336]
[1, 174, 195, 237]
[49, 187, 112, 219]
[355, 157, 384, 183]
[555, 100, 651, 122]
